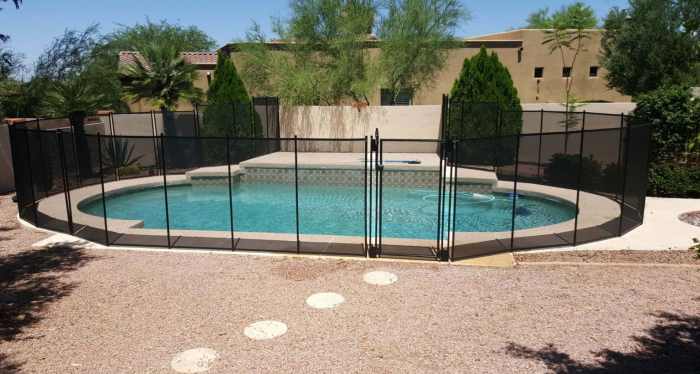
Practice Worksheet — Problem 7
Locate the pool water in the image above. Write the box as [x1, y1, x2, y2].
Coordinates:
[81, 182, 576, 239]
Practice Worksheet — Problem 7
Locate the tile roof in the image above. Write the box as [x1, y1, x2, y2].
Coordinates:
[118, 51, 217, 67]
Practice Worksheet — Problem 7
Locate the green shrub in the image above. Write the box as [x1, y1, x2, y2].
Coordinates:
[631, 85, 700, 164]
[448, 46, 522, 139]
[202, 51, 260, 137]
[117, 164, 143, 177]
[647, 163, 700, 198]
[544, 153, 603, 188]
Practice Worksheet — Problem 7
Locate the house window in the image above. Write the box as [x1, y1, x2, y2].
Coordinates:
[533, 67, 544, 78]
[562, 66, 572, 78]
[517, 48, 523, 63]
[589, 66, 599, 77]
[381, 88, 413, 106]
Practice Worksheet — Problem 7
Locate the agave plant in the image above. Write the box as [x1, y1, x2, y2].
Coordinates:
[103, 138, 143, 170]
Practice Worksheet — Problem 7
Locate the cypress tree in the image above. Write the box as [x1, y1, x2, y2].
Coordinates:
[449, 46, 522, 138]
[202, 51, 260, 137]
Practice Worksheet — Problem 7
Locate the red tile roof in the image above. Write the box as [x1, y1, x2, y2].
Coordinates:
[118, 51, 217, 68]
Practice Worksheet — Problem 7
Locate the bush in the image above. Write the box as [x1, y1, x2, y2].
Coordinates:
[544, 153, 603, 189]
[631, 85, 700, 163]
[448, 46, 522, 138]
[647, 163, 700, 198]
[202, 51, 260, 137]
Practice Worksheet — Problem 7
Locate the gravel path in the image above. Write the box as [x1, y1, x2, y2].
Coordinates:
[516, 249, 700, 265]
[1, 193, 699, 373]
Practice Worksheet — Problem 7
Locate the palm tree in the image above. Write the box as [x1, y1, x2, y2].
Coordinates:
[120, 44, 203, 135]
[42, 75, 109, 178]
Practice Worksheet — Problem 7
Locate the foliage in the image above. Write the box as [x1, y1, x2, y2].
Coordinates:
[377, 0, 468, 102]
[601, 0, 700, 97]
[542, 24, 591, 117]
[0, 0, 22, 42]
[0, 79, 41, 118]
[631, 85, 700, 164]
[448, 46, 522, 138]
[239, 0, 467, 106]
[92, 20, 216, 111]
[103, 138, 143, 170]
[524, 2, 598, 29]
[202, 51, 260, 137]
[240, 0, 377, 105]
[34, 24, 100, 81]
[120, 44, 203, 110]
[544, 153, 603, 188]
[41, 75, 108, 117]
[647, 163, 700, 198]
[0, 47, 21, 80]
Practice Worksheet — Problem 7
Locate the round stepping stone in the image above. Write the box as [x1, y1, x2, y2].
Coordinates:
[306, 292, 345, 309]
[363, 271, 398, 286]
[170, 348, 218, 373]
[244, 320, 288, 340]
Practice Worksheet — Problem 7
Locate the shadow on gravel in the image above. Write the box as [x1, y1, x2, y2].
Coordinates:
[505, 312, 700, 374]
[0, 246, 96, 373]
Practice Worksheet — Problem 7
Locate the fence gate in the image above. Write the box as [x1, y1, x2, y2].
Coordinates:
[367, 129, 452, 261]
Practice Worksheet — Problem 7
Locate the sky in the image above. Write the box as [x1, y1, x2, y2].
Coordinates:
[1, 0, 628, 75]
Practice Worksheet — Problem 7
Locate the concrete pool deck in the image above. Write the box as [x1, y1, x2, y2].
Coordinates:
[34, 151, 624, 259]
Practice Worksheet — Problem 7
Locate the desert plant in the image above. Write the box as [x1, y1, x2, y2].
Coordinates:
[103, 138, 143, 170]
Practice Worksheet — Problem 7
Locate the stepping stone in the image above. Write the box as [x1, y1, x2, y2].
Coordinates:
[363, 271, 398, 286]
[170, 348, 218, 373]
[305, 292, 345, 309]
[244, 320, 288, 340]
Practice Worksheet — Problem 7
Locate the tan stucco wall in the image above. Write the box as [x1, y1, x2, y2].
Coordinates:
[280, 105, 442, 139]
[401, 29, 629, 104]
[228, 29, 629, 106]
[127, 29, 629, 112]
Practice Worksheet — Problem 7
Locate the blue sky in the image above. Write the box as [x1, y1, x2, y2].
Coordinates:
[2, 0, 628, 72]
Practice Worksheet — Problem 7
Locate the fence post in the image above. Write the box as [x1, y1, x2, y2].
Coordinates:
[364, 136, 368, 257]
[572, 111, 587, 245]
[34, 120, 47, 198]
[56, 130, 74, 234]
[449, 140, 459, 261]
[69, 119, 82, 187]
[509, 134, 521, 249]
[159, 133, 171, 248]
[618, 114, 632, 235]
[293, 135, 300, 254]
[193, 104, 200, 137]
[368, 134, 374, 256]
[436, 139, 445, 256]
[377, 133, 383, 256]
[150, 110, 160, 175]
[615, 112, 625, 202]
[97, 133, 110, 245]
[226, 135, 236, 250]
[537, 109, 544, 179]
[18, 127, 39, 223]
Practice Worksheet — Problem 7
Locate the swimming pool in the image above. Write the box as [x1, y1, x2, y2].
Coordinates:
[80, 181, 576, 239]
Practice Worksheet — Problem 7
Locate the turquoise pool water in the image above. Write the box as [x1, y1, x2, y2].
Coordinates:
[81, 182, 576, 239]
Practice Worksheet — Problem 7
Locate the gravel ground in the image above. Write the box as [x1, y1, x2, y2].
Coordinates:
[516, 249, 700, 265]
[1, 193, 699, 373]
